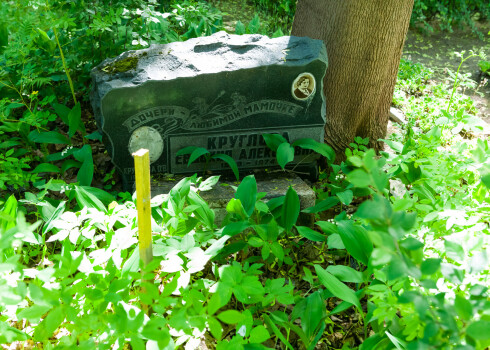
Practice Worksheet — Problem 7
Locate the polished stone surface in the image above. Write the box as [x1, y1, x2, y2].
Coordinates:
[91, 32, 328, 187]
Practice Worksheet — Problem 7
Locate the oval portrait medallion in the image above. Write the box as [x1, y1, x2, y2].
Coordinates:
[291, 73, 316, 101]
[128, 126, 164, 163]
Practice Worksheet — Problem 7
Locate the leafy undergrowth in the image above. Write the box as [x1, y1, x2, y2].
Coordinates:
[1, 1, 490, 349]
[1, 57, 490, 349]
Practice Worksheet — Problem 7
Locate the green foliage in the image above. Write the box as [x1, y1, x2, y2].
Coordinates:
[0, 1, 489, 348]
[176, 146, 240, 180]
[0, 0, 225, 191]
[248, 0, 489, 36]
[411, 0, 490, 35]
[479, 59, 490, 75]
[247, 0, 295, 34]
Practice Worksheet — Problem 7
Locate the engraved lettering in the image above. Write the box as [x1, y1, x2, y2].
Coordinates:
[257, 147, 264, 159]
[239, 149, 247, 160]
[218, 136, 227, 148]
[246, 134, 257, 147]
[208, 137, 217, 150]
[239, 134, 247, 147]
[229, 135, 238, 147]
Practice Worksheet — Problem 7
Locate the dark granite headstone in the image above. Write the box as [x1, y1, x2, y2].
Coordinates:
[91, 32, 327, 188]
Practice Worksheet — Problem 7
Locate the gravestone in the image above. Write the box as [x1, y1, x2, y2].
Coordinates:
[91, 32, 328, 188]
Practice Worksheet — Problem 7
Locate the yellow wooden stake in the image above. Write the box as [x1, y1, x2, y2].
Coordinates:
[133, 148, 153, 268]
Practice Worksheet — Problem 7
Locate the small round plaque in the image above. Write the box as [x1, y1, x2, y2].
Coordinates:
[128, 126, 164, 163]
[292, 73, 316, 101]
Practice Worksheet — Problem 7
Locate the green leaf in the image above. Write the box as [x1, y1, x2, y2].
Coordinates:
[314, 265, 362, 313]
[80, 186, 115, 205]
[176, 146, 196, 156]
[0, 322, 27, 344]
[263, 314, 294, 350]
[188, 190, 215, 228]
[17, 305, 51, 323]
[28, 130, 70, 144]
[222, 220, 251, 237]
[302, 291, 325, 339]
[42, 201, 66, 235]
[61, 159, 82, 173]
[85, 131, 102, 141]
[292, 138, 335, 162]
[35, 28, 56, 52]
[52, 103, 71, 124]
[272, 28, 284, 38]
[188, 147, 209, 166]
[327, 234, 345, 249]
[445, 240, 464, 263]
[270, 241, 284, 261]
[467, 320, 490, 340]
[347, 169, 371, 188]
[386, 331, 407, 350]
[0, 21, 8, 51]
[31, 163, 61, 174]
[479, 60, 490, 73]
[315, 221, 338, 234]
[141, 318, 170, 343]
[33, 306, 65, 341]
[276, 142, 294, 169]
[454, 295, 472, 321]
[380, 139, 403, 153]
[226, 198, 248, 218]
[262, 133, 287, 152]
[281, 186, 300, 232]
[208, 317, 223, 340]
[198, 176, 220, 191]
[217, 310, 244, 324]
[482, 174, 490, 189]
[67, 102, 83, 138]
[0, 195, 17, 232]
[249, 325, 270, 344]
[326, 265, 363, 283]
[212, 154, 239, 180]
[235, 20, 246, 35]
[336, 190, 353, 205]
[355, 197, 388, 221]
[295, 225, 326, 242]
[235, 175, 257, 217]
[73, 145, 93, 186]
[247, 14, 260, 34]
[74, 186, 106, 212]
[400, 237, 424, 251]
[337, 221, 372, 265]
[302, 197, 339, 214]
[123, 249, 140, 274]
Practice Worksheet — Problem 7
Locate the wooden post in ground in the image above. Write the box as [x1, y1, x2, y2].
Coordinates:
[133, 148, 153, 268]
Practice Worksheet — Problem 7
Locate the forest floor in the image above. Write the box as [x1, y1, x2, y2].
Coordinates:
[404, 22, 490, 121]
[209, 0, 490, 121]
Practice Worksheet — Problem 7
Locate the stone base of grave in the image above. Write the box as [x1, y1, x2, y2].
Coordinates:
[149, 172, 316, 226]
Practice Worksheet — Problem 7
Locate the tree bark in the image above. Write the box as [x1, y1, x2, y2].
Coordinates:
[292, 0, 414, 157]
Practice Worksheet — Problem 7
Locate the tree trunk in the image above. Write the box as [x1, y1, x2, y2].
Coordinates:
[292, 0, 414, 157]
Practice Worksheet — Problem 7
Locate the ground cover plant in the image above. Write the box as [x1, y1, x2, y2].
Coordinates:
[1, 55, 490, 348]
[1, 1, 490, 349]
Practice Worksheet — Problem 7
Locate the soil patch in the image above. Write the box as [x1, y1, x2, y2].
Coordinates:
[403, 22, 490, 120]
